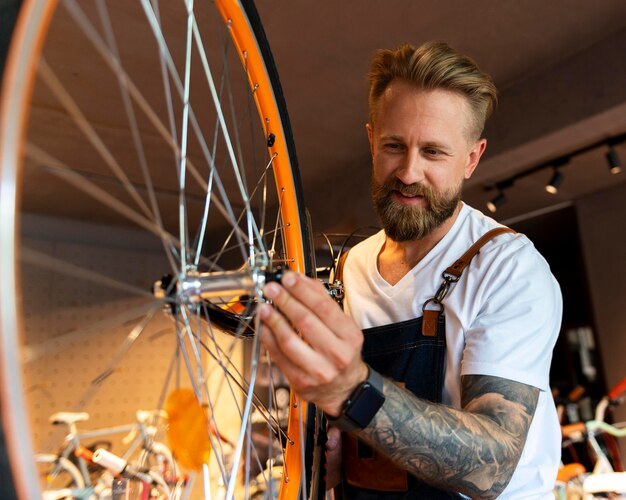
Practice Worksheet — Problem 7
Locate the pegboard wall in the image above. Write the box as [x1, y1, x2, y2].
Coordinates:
[19, 214, 242, 455]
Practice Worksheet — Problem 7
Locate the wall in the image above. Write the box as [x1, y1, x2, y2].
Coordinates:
[19, 214, 243, 462]
[577, 182, 626, 429]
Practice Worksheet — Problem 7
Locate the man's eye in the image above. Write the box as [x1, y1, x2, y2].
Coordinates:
[424, 148, 440, 156]
[384, 143, 403, 151]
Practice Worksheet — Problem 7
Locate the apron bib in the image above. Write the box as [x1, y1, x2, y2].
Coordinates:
[341, 312, 460, 499]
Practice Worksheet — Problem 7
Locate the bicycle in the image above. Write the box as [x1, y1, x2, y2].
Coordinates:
[555, 376, 626, 498]
[0, 0, 323, 498]
[36, 409, 181, 499]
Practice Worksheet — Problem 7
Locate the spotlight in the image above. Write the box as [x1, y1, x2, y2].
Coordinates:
[486, 191, 506, 213]
[606, 146, 622, 174]
[545, 169, 563, 194]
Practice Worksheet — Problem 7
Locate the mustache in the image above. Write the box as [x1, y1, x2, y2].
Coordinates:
[379, 178, 433, 198]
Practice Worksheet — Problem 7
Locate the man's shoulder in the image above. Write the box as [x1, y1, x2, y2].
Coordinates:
[457, 204, 528, 256]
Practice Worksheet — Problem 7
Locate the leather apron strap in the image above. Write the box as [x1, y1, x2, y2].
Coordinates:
[444, 226, 516, 279]
[422, 227, 515, 336]
[335, 227, 515, 289]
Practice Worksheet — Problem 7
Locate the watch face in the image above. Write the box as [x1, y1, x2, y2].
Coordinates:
[346, 382, 385, 429]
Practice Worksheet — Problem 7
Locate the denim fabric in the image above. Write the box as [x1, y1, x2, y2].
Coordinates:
[341, 314, 465, 499]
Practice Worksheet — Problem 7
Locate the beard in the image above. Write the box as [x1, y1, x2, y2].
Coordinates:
[371, 175, 462, 242]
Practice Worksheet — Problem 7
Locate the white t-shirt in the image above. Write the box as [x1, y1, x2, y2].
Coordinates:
[343, 203, 562, 499]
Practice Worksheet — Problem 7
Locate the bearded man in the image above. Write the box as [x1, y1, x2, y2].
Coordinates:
[259, 42, 562, 499]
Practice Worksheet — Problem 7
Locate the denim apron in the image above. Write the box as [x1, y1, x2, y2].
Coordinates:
[340, 310, 462, 499]
[338, 227, 514, 499]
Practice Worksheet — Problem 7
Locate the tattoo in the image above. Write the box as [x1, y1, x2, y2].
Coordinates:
[359, 374, 539, 498]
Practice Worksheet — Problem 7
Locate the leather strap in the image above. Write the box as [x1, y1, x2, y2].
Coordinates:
[336, 227, 515, 291]
[443, 227, 516, 279]
[335, 251, 349, 284]
[421, 226, 516, 336]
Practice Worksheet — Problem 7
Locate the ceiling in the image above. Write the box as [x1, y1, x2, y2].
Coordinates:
[6, 0, 626, 245]
[254, 0, 626, 233]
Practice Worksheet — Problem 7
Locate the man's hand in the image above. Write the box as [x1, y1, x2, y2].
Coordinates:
[258, 271, 368, 416]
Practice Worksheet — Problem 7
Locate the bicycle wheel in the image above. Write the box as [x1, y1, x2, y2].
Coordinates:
[137, 441, 179, 492]
[0, 0, 316, 498]
[35, 454, 85, 493]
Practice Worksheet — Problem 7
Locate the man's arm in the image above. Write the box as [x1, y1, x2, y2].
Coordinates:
[258, 271, 539, 498]
[360, 374, 538, 499]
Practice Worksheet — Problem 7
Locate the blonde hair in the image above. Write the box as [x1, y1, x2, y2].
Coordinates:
[368, 42, 497, 140]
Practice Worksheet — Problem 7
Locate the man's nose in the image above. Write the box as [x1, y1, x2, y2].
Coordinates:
[395, 150, 425, 185]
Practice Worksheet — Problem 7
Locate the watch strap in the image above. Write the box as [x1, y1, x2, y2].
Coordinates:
[327, 366, 385, 432]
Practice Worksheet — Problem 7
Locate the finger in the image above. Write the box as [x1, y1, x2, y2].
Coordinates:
[279, 272, 361, 342]
[258, 303, 337, 387]
[263, 281, 347, 359]
[257, 307, 311, 388]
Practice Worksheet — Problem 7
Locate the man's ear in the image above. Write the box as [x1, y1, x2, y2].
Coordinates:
[366, 123, 374, 156]
[465, 138, 487, 179]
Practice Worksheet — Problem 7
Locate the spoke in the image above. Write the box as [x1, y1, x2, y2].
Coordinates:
[218, 17, 246, 196]
[193, 315, 240, 485]
[22, 301, 156, 363]
[205, 226, 288, 269]
[177, 0, 195, 274]
[173, 314, 203, 400]
[24, 146, 223, 272]
[21, 245, 154, 299]
[81, 307, 159, 404]
[189, 13, 266, 257]
[179, 306, 211, 395]
[206, 156, 275, 271]
[63, 0, 251, 255]
[259, 154, 269, 244]
[194, 168, 215, 267]
[265, 356, 288, 489]
[40, 305, 161, 451]
[151, 0, 180, 169]
[182, 307, 270, 483]
[226, 306, 262, 500]
[38, 59, 153, 222]
[137, 0, 251, 263]
[170, 305, 271, 488]
[298, 403, 308, 500]
[155, 338, 180, 413]
[271, 188, 286, 260]
[25, 144, 181, 275]
[190, 310, 288, 445]
[192, 30, 238, 268]
[94, 0, 178, 275]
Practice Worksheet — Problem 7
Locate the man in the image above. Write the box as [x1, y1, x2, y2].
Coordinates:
[259, 42, 562, 498]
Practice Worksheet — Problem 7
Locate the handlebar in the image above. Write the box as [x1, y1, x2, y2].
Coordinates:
[608, 377, 626, 402]
[562, 420, 626, 439]
[561, 422, 586, 440]
[586, 420, 626, 438]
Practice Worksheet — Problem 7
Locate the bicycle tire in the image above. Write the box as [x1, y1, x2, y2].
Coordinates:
[137, 440, 179, 492]
[0, 0, 317, 498]
[34, 453, 86, 493]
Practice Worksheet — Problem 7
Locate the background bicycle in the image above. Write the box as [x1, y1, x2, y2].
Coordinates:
[556, 377, 626, 498]
[36, 409, 181, 499]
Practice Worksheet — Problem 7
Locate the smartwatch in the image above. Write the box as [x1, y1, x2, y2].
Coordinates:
[327, 366, 385, 432]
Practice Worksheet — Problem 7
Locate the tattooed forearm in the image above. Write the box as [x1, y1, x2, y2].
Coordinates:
[358, 374, 539, 498]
